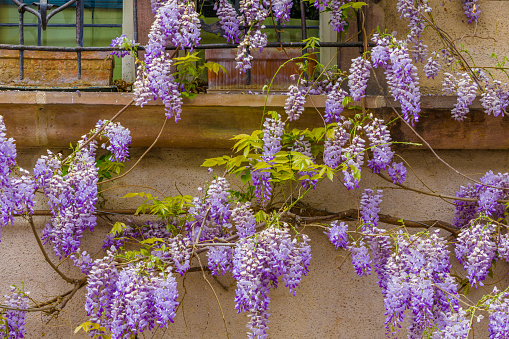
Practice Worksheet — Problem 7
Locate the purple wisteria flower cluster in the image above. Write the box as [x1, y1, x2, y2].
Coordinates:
[396, 0, 431, 62]
[488, 287, 509, 338]
[95, 120, 132, 163]
[85, 253, 179, 338]
[231, 202, 257, 238]
[348, 57, 372, 102]
[109, 34, 134, 58]
[462, 0, 480, 23]
[284, 85, 306, 121]
[452, 171, 509, 228]
[341, 134, 365, 190]
[187, 176, 232, 242]
[251, 114, 284, 203]
[371, 35, 421, 125]
[232, 225, 311, 338]
[364, 117, 394, 173]
[324, 81, 347, 123]
[272, 0, 294, 23]
[325, 221, 348, 249]
[455, 221, 497, 288]
[424, 52, 441, 79]
[383, 231, 460, 337]
[323, 121, 350, 169]
[235, 0, 268, 72]
[0, 116, 35, 234]
[0, 286, 29, 339]
[41, 136, 98, 259]
[133, 0, 201, 121]
[214, 0, 241, 43]
[450, 72, 477, 121]
[330, 0, 349, 32]
[360, 189, 382, 231]
[481, 80, 509, 117]
[388, 162, 407, 184]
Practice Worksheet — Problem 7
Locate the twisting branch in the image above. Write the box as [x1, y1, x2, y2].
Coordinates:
[28, 216, 75, 284]
[283, 209, 461, 235]
[0, 278, 86, 313]
[372, 68, 509, 191]
[377, 172, 509, 204]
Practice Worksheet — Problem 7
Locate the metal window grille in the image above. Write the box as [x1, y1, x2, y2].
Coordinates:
[0, 0, 370, 88]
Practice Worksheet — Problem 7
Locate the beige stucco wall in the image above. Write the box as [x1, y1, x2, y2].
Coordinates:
[4, 147, 509, 338]
[2, 0, 509, 338]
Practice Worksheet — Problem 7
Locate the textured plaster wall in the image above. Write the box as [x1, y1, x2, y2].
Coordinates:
[5, 147, 509, 338]
[3, 0, 509, 338]
[381, 0, 509, 94]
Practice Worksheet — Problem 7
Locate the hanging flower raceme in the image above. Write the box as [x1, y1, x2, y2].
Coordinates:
[186, 177, 232, 242]
[330, 0, 348, 32]
[0, 116, 35, 235]
[271, 0, 293, 23]
[383, 231, 460, 337]
[325, 221, 349, 249]
[455, 221, 497, 288]
[95, 120, 132, 163]
[262, 114, 284, 162]
[450, 72, 477, 121]
[372, 35, 421, 125]
[488, 287, 509, 338]
[462, 0, 480, 23]
[396, 0, 431, 62]
[424, 52, 441, 79]
[0, 286, 29, 339]
[285, 85, 306, 121]
[323, 121, 349, 169]
[360, 189, 383, 230]
[85, 254, 179, 339]
[481, 80, 509, 117]
[341, 134, 365, 190]
[41, 136, 98, 259]
[453, 171, 509, 228]
[235, 0, 269, 72]
[231, 202, 256, 238]
[215, 0, 241, 43]
[134, 0, 200, 121]
[348, 57, 372, 102]
[388, 162, 407, 184]
[324, 81, 347, 123]
[232, 226, 311, 338]
[364, 117, 394, 173]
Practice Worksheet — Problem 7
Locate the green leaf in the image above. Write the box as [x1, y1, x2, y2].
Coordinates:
[326, 167, 334, 181]
[140, 238, 165, 244]
[255, 210, 268, 223]
[109, 222, 127, 236]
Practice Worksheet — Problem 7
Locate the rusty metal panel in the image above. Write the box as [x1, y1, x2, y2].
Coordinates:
[206, 48, 316, 92]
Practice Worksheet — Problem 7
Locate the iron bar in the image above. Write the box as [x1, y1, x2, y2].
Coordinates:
[76, 0, 84, 79]
[0, 41, 373, 52]
[0, 23, 122, 27]
[37, 17, 41, 46]
[299, 0, 307, 41]
[18, 0, 24, 80]
[356, 9, 363, 54]
[133, 0, 138, 43]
